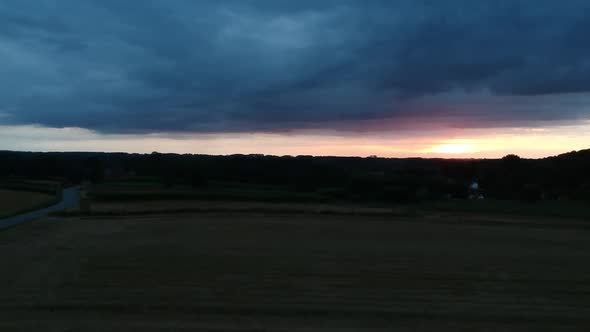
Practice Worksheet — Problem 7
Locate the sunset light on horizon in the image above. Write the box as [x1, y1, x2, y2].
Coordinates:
[2, 120, 589, 159]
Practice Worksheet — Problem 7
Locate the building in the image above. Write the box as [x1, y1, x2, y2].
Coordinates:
[469, 181, 485, 200]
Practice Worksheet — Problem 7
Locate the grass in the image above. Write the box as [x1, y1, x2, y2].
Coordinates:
[0, 189, 59, 219]
[91, 189, 326, 203]
[91, 179, 590, 219]
[91, 180, 327, 203]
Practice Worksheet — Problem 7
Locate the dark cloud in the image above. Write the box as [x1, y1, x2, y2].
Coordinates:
[1, 0, 590, 133]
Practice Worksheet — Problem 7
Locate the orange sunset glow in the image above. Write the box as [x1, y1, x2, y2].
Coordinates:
[428, 143, 473, 155]
[2, 121, 589, 158]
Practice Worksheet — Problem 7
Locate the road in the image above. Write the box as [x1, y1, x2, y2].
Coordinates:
[0, 187, 80, 230]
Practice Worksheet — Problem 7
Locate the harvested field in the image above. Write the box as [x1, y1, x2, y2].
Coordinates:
[0, 189, 57, 218]
[1, 213, 590, 331]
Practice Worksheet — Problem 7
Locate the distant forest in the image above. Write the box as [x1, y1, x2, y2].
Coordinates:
[1, 149, 589, 204]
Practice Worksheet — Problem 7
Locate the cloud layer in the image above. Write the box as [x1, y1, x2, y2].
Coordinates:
[1, 0, 590, 133]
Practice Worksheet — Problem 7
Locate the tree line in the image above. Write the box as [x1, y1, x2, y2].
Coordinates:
[0, 149, 588, 203]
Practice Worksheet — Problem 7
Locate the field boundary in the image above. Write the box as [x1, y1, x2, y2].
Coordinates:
[53, 205, 590, 230]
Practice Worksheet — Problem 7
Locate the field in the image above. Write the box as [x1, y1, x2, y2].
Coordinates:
[87, 179, 590, 220]
[0, 189, 57, 218]
[90, 180, 327, 203]
[1, 212, 590, 331]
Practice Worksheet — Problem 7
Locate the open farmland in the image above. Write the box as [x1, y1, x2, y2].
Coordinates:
[1, 212, 590, 331]
[0, 189, 57, 218]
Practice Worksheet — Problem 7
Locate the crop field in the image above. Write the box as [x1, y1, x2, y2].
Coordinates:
[1, 212, 590, 331]
[88, 179, 590, 220]
[0, 189, 57, 218]
[91, 179, 322, 199]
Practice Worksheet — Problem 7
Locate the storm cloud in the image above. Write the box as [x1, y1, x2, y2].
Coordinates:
[1, 0, 590, 133]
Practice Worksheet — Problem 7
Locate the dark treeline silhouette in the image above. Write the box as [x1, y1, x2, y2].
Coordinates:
[1, 150, 589, 203]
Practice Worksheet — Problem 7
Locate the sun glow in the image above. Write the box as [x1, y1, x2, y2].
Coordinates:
[2, 122, 590, 159]
[430, 143, 473, 154]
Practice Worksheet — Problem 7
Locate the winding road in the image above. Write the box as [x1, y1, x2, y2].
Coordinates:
[0, 187, 80, 230]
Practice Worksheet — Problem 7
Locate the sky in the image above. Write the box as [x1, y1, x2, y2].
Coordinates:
[1, 0, 590, 158]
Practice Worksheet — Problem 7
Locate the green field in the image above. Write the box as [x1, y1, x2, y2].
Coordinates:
[87, 179, 590, 220]
[90, 180, 327, 203]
